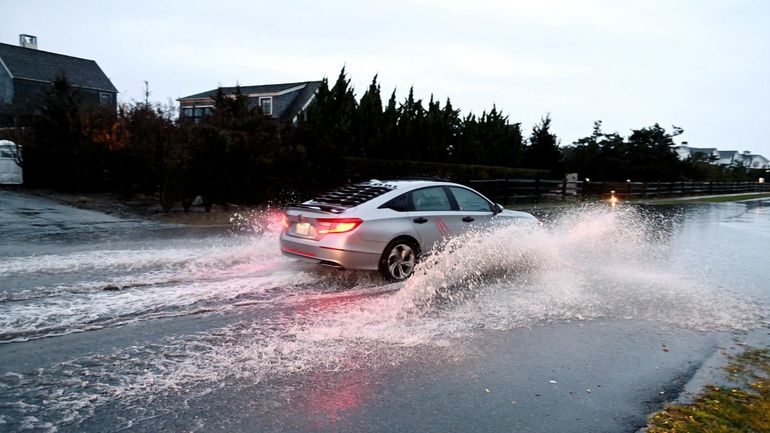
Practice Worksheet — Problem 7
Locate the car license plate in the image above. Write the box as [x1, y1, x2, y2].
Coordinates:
[295, 222, 310, 236]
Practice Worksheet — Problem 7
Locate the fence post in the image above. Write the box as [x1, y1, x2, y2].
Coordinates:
[561, 179, 567, 201]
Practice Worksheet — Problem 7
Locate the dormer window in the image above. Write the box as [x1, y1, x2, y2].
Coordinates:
[259, 97, 272, 116]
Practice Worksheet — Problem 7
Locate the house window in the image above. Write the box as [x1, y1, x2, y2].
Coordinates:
[259, 97, 272, 116]
[99, 92, 113, 106]
[182, 107, 193, 117]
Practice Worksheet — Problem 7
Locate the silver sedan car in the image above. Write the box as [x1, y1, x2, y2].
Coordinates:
[280, 180, 537, 280]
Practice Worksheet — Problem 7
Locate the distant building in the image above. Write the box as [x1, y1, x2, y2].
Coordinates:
[671, 144, 719, 162]
[178, 81, 322, 124]
[0, 34, 118, 126]
[717, 150, 747, 168]
[743, 152, 770, 169]
[671, 144, 769, 171]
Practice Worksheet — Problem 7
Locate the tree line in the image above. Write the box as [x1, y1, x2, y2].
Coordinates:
[1, 68, 759, 210]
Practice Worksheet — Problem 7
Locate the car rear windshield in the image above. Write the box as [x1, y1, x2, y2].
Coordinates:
[309, 182, 395, 208]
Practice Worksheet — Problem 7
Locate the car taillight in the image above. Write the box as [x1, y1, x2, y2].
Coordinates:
[280, 213, 290, 229]
[316, 218, 363, 234]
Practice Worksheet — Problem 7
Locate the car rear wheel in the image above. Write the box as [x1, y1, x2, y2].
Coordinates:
[379, 238, 419, 281]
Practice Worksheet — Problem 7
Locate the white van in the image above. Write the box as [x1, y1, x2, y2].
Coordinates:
[0, 140, 23, 185]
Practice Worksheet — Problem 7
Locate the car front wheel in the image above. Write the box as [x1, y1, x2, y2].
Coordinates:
[379, 238, 418, 281]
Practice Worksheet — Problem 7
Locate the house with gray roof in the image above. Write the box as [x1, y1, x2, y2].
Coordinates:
[671, 144, 719, 162]
[672, 144, 769, 172]
[744, 153, 770, 169]
[716, 150, 747, 168]
[178, 81, 322, 124]
[0, 35, 117, 126]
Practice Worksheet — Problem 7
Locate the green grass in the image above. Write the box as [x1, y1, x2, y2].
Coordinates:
[646, 348, 770, 432]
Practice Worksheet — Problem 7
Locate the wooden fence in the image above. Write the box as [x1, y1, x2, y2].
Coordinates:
[468, 179, 770, 205]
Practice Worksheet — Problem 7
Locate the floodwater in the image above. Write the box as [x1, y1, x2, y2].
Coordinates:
[0, 190, 768, 432]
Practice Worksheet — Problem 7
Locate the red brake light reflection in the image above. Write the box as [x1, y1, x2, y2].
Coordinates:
[316, 218, 363, 234]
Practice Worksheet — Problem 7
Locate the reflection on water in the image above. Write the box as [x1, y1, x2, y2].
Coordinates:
[658, 200, 770, 297]
[300, 368, 372, 430]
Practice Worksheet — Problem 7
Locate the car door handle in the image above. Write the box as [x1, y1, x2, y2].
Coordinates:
[413, 217, 428, 224]
[462, 216, 475, 222]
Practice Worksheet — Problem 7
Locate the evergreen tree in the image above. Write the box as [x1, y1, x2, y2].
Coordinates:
[456, 113, 481, 164]
[210, 85, 251, 125]
[397, 87, 425, 160]
[442, 98, 461, 161]
[624, 123, 683, 181]
[423, 95, 451, 162]
[355, 74, 384, 157]
[30, 75, 111, 190]
[525, 114, 562, 174]
[564, 120, 605, 179]
[206, 84, 281, 203]
[116, 100, 182, 209]
[476, 105, 523, 167]
[380, 90, 399, 159]
[329, 67, 357, 155]
[565, 121, 693, 181]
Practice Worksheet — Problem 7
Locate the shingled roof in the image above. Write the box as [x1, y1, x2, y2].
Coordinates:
[179, 81, 318, 100]
[0, 42, 117, 93]
[179, 81, 322, 122]
[282, 81, 322, 120]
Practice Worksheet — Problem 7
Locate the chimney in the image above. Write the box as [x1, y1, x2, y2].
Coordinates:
[19, 34, 37, 49]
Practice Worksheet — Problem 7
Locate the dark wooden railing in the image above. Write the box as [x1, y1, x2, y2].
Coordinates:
[468, 179, 770, 205]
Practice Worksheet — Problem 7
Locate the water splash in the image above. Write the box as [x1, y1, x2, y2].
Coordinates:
[390, 205, 763, 331]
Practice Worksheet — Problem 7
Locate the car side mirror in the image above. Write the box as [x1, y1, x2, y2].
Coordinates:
[494, 203, 504, 214]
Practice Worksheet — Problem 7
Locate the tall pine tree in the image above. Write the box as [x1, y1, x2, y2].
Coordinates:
[525, 114, 562, 175]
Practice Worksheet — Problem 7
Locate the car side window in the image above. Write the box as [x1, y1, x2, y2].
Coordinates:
[410, 187, 452, 211]
[380, 193, 410, 212]
[449, 187, 493, 212]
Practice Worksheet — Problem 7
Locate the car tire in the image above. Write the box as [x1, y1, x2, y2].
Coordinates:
[379, 238, 419, 281]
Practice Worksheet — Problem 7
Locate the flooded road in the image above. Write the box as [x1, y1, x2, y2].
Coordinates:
[0, 189, 768, 432]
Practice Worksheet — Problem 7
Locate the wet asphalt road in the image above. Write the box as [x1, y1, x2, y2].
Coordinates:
[0, 188, 768, 432]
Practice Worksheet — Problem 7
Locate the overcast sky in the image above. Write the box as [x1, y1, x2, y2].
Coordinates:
[3, 0, 769, 157]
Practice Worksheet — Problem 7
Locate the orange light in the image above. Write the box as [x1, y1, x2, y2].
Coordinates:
[316, 218, 363, 234]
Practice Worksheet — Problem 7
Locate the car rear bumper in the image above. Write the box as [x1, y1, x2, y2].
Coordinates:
[279, 236, 381, 271]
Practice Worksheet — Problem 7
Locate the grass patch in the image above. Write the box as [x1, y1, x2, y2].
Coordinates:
[646, 348, 770, 432]
[641, 193, 770, 205]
